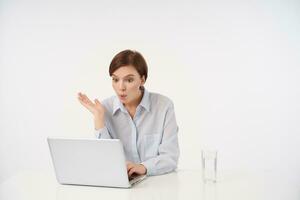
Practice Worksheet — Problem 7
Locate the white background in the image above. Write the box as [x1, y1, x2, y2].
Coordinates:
[1, 0, 300, 184]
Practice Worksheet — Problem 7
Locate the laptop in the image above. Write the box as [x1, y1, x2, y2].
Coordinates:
[47, 137, 146, 188]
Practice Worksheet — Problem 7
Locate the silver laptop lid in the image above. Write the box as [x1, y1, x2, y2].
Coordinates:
[47, 138, 131, 188]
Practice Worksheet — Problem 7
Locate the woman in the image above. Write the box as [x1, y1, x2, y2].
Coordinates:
[78, 50, 179, 177]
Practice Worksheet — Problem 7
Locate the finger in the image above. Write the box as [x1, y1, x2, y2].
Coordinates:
[78, 92, 86, 99]
[128, 167, 136, 177]
[81, 94, 88, 101]
[78, 93, 88, 103]
[78, 96, 94, 108]
[78, 94, 86, 103]
[94, 99, 101, 105]
[78, 95, 85, 103]
[77, 93, 83, 100]
[126, 161, 133, 169]
[127, 164, 135, 172]
[127, 164, 134, 170]
[81, 95, 93, 105]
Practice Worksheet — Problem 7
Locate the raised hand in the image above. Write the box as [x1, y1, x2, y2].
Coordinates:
[78, 92, 106, 130]
[77, 92, 105, 116]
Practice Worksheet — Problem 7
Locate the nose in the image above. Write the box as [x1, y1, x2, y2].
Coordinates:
[118, 80, 126, 91]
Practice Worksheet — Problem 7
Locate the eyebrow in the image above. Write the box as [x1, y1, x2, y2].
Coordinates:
[112, 74, 135, 78]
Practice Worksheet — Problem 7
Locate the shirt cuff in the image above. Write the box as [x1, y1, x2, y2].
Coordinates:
[94, 127, 110, 139]
[141, 159, 156, 176]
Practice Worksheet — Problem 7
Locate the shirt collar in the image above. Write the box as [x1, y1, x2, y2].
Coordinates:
[112, 89, 150, 115]
[139, 89, 150, 112]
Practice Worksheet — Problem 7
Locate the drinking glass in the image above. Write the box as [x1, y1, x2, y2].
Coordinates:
[201, 149, 217, 183]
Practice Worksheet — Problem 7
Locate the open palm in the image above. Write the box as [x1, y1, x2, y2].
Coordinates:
[77, 92, 105, 117]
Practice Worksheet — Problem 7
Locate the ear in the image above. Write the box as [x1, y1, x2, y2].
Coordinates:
[141, 76, 146, 85]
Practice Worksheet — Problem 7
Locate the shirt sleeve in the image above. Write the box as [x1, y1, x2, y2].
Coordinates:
[94, 126, 112, 139]
[141, 102, 180, 176]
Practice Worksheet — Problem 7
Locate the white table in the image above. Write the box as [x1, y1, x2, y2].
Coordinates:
[0, 169, 299, 200]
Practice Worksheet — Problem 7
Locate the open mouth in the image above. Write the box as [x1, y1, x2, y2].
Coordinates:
[119, 94, 127, 99]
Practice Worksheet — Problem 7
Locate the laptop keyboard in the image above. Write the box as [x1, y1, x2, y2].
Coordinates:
[129, 174, 147, 185]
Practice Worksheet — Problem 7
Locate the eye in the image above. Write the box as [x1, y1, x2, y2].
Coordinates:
[112, 78, 119, 82]
[127, 78, 134, 83]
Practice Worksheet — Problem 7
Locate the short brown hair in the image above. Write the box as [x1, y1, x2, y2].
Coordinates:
[109, 50, 148, 81]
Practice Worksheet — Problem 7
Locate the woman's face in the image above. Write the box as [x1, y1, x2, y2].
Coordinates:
[111, 65, 145, 105]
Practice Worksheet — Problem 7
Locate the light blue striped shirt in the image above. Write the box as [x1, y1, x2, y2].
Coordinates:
[95, 89, 180, 176]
